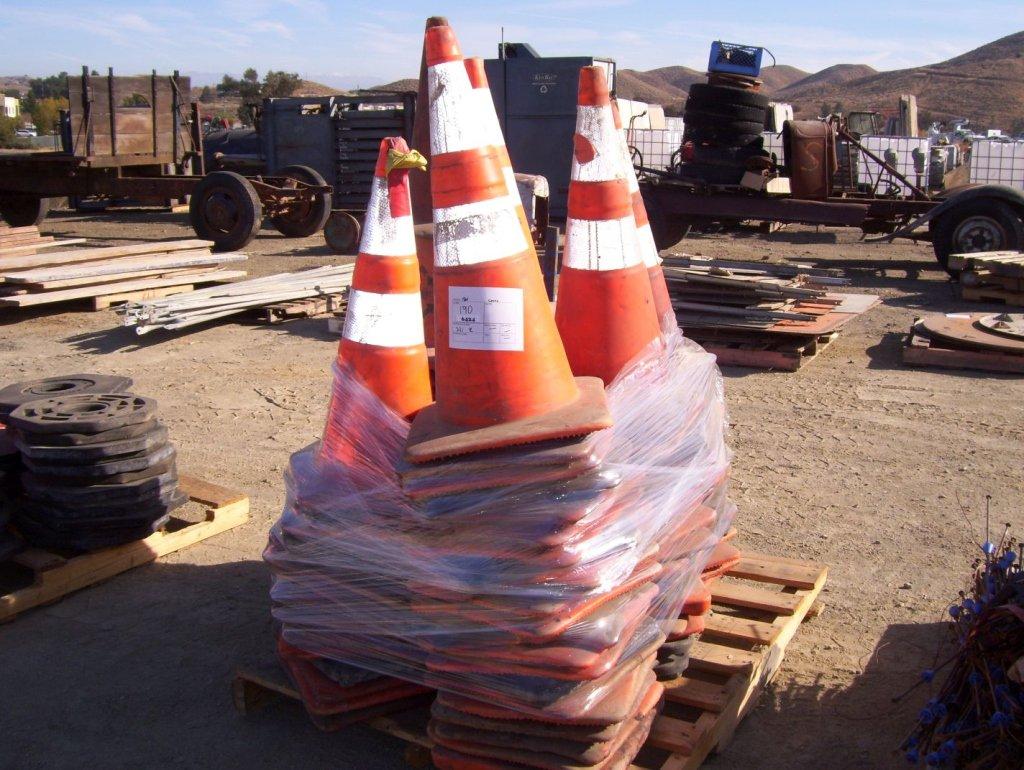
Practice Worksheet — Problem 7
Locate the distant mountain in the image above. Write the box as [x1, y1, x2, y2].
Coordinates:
[758, 64, 811, 92]
[372, 79, 418, 93]
[779, 64, 876, 94]
[779, 31, 1024, 129]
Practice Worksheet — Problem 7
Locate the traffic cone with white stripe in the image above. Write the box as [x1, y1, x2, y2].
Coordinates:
[321, 137, 433, 463]
[554, 66, 661, 385]
[610, 100, 673, 324]
[403, 23, 611, 463]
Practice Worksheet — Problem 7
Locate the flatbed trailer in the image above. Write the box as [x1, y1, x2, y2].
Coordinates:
[0, 69, 332, 251]
[637, 122, 1024, 274]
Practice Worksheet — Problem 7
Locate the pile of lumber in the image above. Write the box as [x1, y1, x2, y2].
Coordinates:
[950, 250, 1024, 306]
[0, 240, 247, 311]
[662, 255, 879, 370]
[0, 225, 85, 258]
[120, 265, 354, 334]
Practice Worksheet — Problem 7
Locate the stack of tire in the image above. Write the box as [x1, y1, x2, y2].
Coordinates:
[681, 82, 771, 186]
[0, 375, 186, 553]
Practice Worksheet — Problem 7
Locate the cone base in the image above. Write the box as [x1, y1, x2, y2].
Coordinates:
[403, 376, 612, 463]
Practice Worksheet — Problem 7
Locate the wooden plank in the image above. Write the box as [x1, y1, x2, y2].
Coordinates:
[0, 240, 213, 271]
[662, 675, 733, 712]
[688, 642, 761, 675]
[710, 582, 803, 615]
[92, 285, 196, 310]
[727, 556, 823, 590]
[702, 613, 778, 645]
[0, 478, 249, 623]
[3, 251, 246, 284]
[0, 240, 88, 259]
[14, 267, 208, 290]
[178, 474, 250, 509]
[647, 715, 702, 754]
[0, 269, 246, 307]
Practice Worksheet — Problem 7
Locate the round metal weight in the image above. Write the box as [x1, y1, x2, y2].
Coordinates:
[976, 312, 1024, 340]
[324, 210, 362, 255]
[21, 444, 176, 481]
[0, 374, 133, 419]
[21, 470, 180, 506]
[16, 425, 169, 462]
[26, 487, 188, 520]
[7, 394, 157, 435]
[14, 509, 172, 552]
[19, 494, 185, 529]
[14, 418, 160, 447]
[915, 313, 1024, 353]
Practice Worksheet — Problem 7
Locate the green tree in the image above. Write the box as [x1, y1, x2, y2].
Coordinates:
[28, 72, 69, 100]
[243, 68, 259, 84]
[236, 70, 301, 126]
[2, 88, 20, 98]
[262, 71, 301, 98]
[0, 115, 30, 148]
[216, 74, 241, 96]
[30, 97, 68, 134]
[199, 85, 214, 103]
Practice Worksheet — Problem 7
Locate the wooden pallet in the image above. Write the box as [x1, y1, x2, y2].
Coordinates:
[960, 285, 1024, 307]
[232, 552, 827, 769]
[902, 329, 1024, 374]
[692, 331, 839, 372]
[0, 474, 249, 623]
[250, 294, 344, 325]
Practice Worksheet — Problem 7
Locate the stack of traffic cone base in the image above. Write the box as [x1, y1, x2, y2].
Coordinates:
[276, 636, 433, 731]
[320, 136, 432, 466]
[554, 66, 661, 386]
[609, 100, 673, 324]
[403, 24, 611, 463]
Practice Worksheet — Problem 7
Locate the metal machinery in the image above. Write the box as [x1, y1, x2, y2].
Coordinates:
[635, 43, 1024, 273]
[485, 43, 616, 218]
[258, 91, 415, 253]
[0, 68, 333, 251]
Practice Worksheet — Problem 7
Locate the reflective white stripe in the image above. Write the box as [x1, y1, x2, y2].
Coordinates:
[433, 199, 527, 267]
[563, 216, 641, 270]
[503, 167, 519, 199]
[470, 88, 506, 149]
[636, 222, 661, 267]
[572, 104, 625, 183]
[360, 177, 415, 257]
[429, 60, 491, 155]
[342, 289, 425, 347]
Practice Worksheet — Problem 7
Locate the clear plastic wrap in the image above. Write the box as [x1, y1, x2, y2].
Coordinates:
[265, 327, 733, 718]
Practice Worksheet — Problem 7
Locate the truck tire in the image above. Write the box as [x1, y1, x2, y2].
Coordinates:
[189, 171, 263, 252]
[685, 83, 770, 111]
[685, 126, 763, 147]
[683, 115, 765, 136]
[0, 195, 50, 227]
[270, 165, 332, 238]
[930, 199, 1024, 275]
[684, 103, 766, 124]
[324, 211, 362, 255]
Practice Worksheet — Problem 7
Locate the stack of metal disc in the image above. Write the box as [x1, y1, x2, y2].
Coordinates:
[4, 390, 186, 552]
[0, 424, 21, 560]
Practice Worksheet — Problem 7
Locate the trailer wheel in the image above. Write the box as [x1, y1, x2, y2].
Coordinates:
[930, 200, 1024, 275]
[0, 195, 50, 227]
[189, 171, 263, 252]
[324, 211, 361, 255]
[643, 191, 689, 251]
[270, 165, 332, 238]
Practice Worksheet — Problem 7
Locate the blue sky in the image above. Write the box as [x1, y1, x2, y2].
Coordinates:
[1, 1, 1022, 89]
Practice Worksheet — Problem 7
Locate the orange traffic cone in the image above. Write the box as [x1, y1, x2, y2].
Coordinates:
[403, 24, 611, 463]
[554, 66, 661, 385]
[610, 101, 673, 324]
[321, 137, 433, 464]
[411, 16, 449, 348]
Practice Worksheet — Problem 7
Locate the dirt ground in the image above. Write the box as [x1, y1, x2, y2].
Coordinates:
[1, 210, 1022, 770]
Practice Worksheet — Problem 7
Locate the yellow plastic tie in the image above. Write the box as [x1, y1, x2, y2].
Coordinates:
[386, 148, 428, 173]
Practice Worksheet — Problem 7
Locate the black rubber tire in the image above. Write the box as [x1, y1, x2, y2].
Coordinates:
[930, 200, 1024, 275]
[685, 126, 762, 147]
[324, 210, 362, 254]
[270, 165, 332, 238]
[684, 103, 766, 124]
[691, 141, 767, 167]
[189, 171, 263, 252]
[0, 195, 50, 227]
[683, 114, 765, 135]
[642, 188, 689, 251]
[685, 83, 770, 111]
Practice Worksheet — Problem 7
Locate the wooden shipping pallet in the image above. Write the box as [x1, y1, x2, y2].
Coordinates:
[0, 474, 249, 623]
[691, 331, 839, 372]
[901, 329, 1024, 374]
[232, 552, 827, 769]
[249, 294, 344, 325]
[959, 285, 1024, 307]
